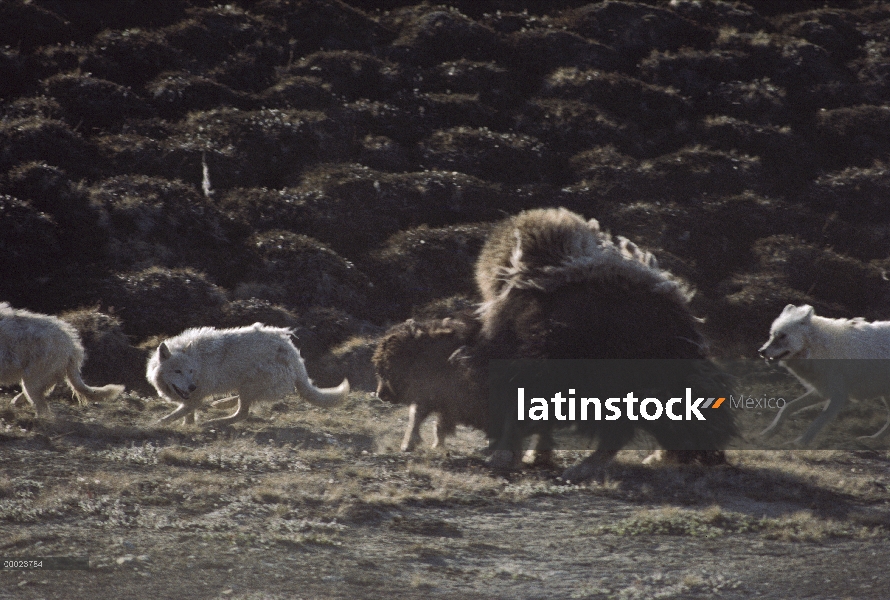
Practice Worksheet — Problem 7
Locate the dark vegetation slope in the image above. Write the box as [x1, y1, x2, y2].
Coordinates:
[2, 0, 890, 383]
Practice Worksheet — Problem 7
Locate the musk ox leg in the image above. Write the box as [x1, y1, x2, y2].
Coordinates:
[523, 432, 556, 467]
[401, 403, 432, 452]
[432, 415, 457, 449]
[485, 419, 525, 469]
[487, 449, 522, 469]
[561, 448, 620, 483]
[642, 449, 666, 465]
[642, 449, 727, 466]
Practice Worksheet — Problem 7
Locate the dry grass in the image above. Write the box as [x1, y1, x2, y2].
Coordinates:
[588, 504, 888, 541]
[1, 387, 889, 549]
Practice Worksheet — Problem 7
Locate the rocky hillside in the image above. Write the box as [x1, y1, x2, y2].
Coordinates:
[3, 0, 890, 371]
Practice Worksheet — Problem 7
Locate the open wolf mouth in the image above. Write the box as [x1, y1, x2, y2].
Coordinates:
[765, 350, 791, 361]
[171, 383, 191, 400]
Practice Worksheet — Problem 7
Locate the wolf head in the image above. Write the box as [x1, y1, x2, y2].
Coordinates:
[151, 342, 198, 400]
[758, 304, 815, 360]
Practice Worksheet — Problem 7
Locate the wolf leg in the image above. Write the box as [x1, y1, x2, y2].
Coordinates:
[21, 378, 54, 417]
[211, 396, 239, 409]
[791, 400, 828, 416]
[796, 393, 848, 446]
[759, 389, 823, 439]
[859, 397, 890, 440]
[203, 396, 253, 426]
[157, 402, 197, 425]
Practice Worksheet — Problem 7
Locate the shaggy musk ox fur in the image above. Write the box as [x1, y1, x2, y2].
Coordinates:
[474, 208, 737, 481]
[372, 312, 488, 452]
[475, 207, 601, 334]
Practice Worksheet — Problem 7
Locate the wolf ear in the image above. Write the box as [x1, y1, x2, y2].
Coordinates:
[800, 304, 815, 320]
[782, 304, 797, 314]
[159, 342, 171, 361]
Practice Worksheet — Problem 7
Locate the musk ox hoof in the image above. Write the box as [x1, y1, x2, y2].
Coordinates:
[523, 448, 556, 467]
[560, 462, 604, 483]
[652, 450, 729, 466]
[400, 441, 417, 452]
[486, 449, 521, 470]
[641, 450, 667, 465]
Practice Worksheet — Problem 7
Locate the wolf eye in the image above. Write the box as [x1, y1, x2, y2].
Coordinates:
[776, 333, 786, 340]
[175, 369, 182, 374]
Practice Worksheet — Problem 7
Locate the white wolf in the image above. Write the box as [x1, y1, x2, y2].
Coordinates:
[758, 304, 890, 445]
[0, 303, 125, 416]
[147, 323, 349, 426]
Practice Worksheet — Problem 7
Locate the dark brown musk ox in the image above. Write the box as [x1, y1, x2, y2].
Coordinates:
[372, 311, 490, 452]
[473, 208, 737, 481]
[372, 311, 557, 463]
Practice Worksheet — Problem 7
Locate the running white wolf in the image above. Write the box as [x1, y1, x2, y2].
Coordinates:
[758, 304, 890, 445]
[147, 323, 349, 426]
[0, 303, 125, 416]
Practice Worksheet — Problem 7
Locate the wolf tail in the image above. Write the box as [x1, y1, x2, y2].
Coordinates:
[295, 359, 349, 408]
[65, 356, 125, 405]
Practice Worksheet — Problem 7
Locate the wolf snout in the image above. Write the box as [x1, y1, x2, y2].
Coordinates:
[170, 383, 192, 400]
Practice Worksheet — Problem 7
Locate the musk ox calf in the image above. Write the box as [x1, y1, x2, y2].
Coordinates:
[474, 208, 737, 481]
[0, 303, 125, 417]
[372, 313, 489, 452]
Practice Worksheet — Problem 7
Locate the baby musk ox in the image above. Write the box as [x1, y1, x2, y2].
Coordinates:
[0, 303, 125, 417]
[474, 208, 737, 481]
[372, 312, 489, 452]
[147, 323, 349, 426]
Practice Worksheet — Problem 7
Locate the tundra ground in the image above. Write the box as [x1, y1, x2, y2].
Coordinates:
[2, 389, 889, 599]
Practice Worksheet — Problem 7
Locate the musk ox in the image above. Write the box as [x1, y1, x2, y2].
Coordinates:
[474, 208, 737, 481]
[476, 208, 600, 337]
[372, 313, 489, 452]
